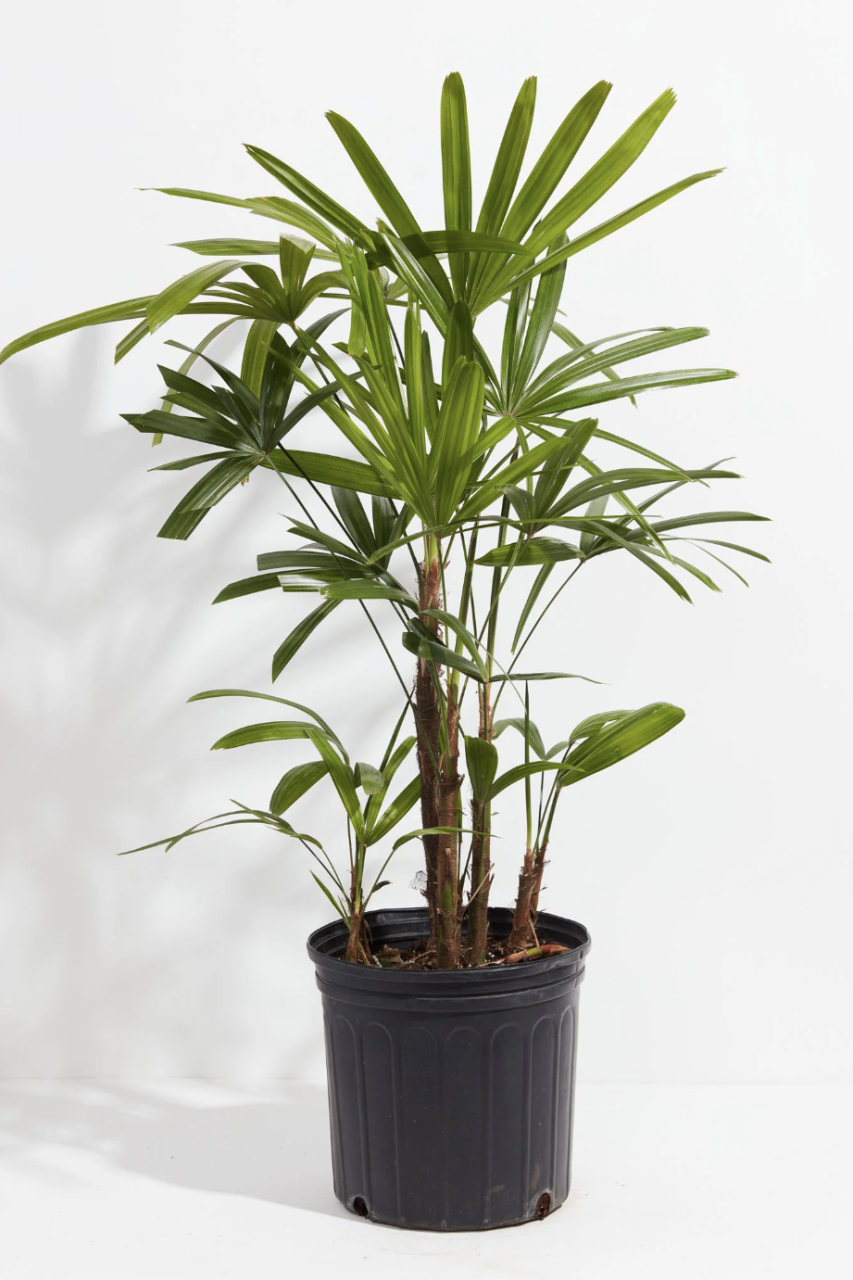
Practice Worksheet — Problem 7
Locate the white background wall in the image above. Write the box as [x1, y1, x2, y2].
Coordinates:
[0, 0, 849, 1085]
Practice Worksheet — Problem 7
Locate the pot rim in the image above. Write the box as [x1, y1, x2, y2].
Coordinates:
[307, 905, 591, 997]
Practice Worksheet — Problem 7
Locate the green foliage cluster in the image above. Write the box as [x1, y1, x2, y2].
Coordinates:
[1, 75, 767, 966]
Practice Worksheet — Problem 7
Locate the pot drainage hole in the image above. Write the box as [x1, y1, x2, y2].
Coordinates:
[351, 1196, 369, 1218]
[535, 1193, 551, 1220]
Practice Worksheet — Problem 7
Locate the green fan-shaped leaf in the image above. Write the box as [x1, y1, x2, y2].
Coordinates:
[464, 737, 499, 803]
[562, 702, 685, 783]
[211, 721, 322, 750]
[0, 296, 151, 366]
[476, 537, 584, 568]
[213, 574, 284, 603]
[440, 72, 472, 296]
[270, 761, 329, 814]
[305, 729, 363, 835]
[401, 625, 484, 681]
[147, 260, 249, 333]
[489, 759, 579, 799]
[492, 717, 547, 760]
[354, 762, 385, 795]
[157, 455, 258, 540]
[187, 689, 341, 752]
[272, 600, 339, 681]
[260, 449, 396, 497]
[244, 145, 368, 242]
[366, 776, 423, 846]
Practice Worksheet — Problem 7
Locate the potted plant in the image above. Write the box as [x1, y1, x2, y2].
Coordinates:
[1, 74, 767, 1231]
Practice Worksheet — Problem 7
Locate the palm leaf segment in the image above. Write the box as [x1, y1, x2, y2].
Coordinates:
[0, 74, 766, 650]
[3, 74, 718, 371]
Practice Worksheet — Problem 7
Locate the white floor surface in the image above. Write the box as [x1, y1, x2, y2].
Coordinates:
[0, 1081, 849, 1279]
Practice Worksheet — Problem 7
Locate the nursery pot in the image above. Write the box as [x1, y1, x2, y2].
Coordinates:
[307, 905, 591, 1232]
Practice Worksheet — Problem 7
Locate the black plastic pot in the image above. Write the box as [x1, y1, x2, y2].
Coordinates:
[307, 905, 591, 1232]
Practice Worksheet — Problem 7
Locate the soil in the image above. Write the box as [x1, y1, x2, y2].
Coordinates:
[366, 934, 572, 971]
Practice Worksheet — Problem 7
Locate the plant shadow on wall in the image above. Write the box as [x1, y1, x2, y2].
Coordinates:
[0, 1081, 346, 1217]
[0, 335, 324, 1077]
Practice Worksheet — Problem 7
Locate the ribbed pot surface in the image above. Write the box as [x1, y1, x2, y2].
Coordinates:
[308, 906, 591, 1231]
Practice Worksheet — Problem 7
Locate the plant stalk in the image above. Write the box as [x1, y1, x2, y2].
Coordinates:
[467, 480, 516, 961]
[528, 838, 549, 917]
[507, 846, 538, 951]
[416, 548, 443, 950]
[436, 682, 461, 968]
[466, 797, 491, 964]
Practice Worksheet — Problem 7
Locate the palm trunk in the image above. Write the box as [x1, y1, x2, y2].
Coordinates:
[529, 839, 549, 917]
[416, 556, 443, 949]
[415, 546, 463, 968]
[466, 798, 491, 964]
[345, 844, 368, 963]
[508, 834, 551, 950]
[507, 848, 537, 950]
[345, 910, 365, 963]
[466, 686, 494, 964]
[436, 687, 461, 968]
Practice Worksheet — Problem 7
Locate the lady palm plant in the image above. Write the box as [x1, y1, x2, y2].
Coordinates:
[1, 75, 767, 969]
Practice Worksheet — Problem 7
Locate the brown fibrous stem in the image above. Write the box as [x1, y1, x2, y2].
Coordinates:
[465, 683, 494, 964]
[436, 685, 461, 969]
[507, 846, 538, 951]
[529, 839, 549, 918]
[345, 911, 369, 964]
[507, 832, 551, 951]
[415, 555, 443, 950]
[416, 540, 463, 971]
